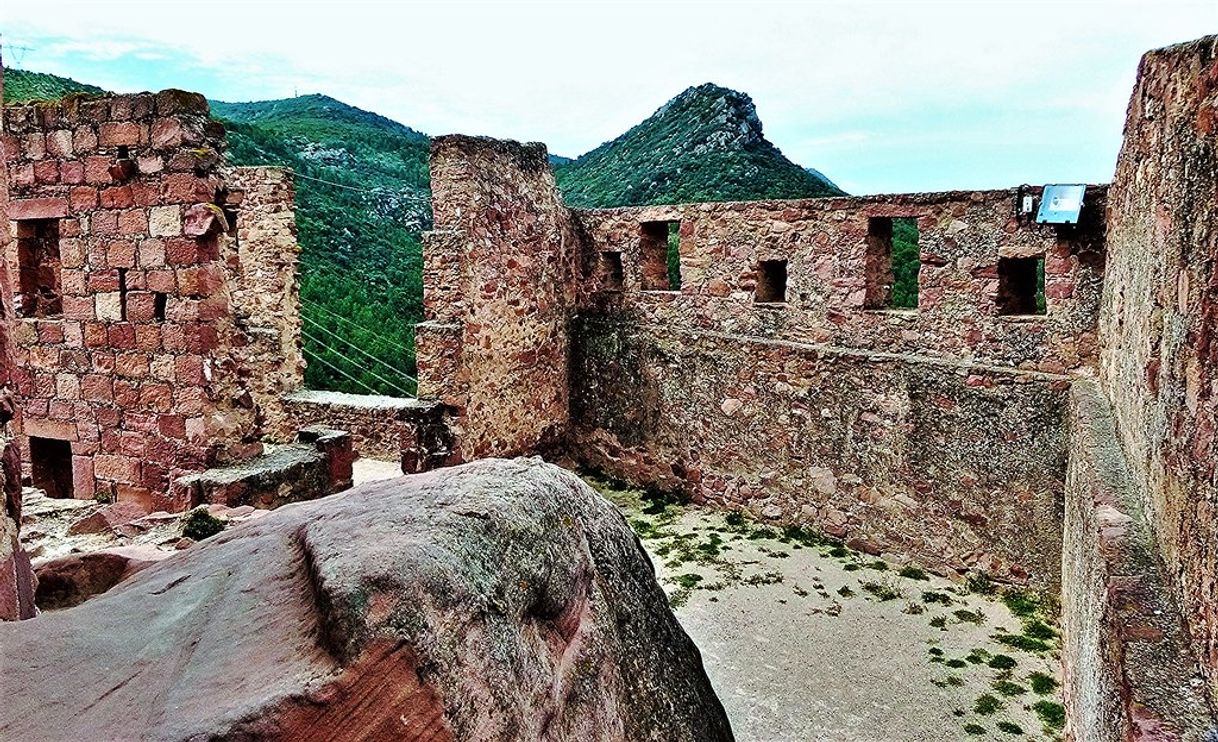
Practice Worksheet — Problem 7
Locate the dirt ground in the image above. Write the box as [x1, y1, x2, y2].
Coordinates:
[586, 475, 1067, 742]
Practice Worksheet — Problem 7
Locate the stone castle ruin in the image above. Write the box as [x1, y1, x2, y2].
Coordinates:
[0, 33, 1216, 741]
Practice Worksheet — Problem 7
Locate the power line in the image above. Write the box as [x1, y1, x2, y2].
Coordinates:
[301, 327, 415, 397]
[304, 302, 417, 362]
[301, 346, 384, 397]
[302, 313, 417, 384]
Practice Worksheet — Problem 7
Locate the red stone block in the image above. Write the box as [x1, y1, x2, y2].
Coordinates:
[150, 118, 183, 149]
[21, 133, 46, 160]
[87, 269, 121, 293]
[139, 383, 173, 412]
[46, 130, 74, 158]
[126, 293, 157, 323]
[107, 239, 138, 267]
[11, 163, 35, 188]
[80, 374, 114, 402]
[24, 416, 79, 442]
[62, 296, 94, 321]
[162, 174, 213, 203]
[115, 352, 149, 378]
[61, 160, 85, 185]
[34, 160, 60, 184]
[93, 454, 141, 484]
[98, 121, 146, 147]
[158, 414, 188, 440]
[94, 407, 121, 428]
[107, 324, 137, 350]
[8, 197, 69, 220]
[72, 456, 96, 500]
[146, 269, 176, 292]
[82, 322, 109, 348]
[165, 238, 204, 266]
[84, 155, 114, 185]
[72, 126, 98, 154]
[60, 269, 87, 297]
[37, 322, 65, 345]
[0, 133, 19, 162]
[134, 323, 162, 351]
[91, 352, 116, 374]
[48, 399, 76, 421]
[174, 356, 205, 385]
[129, 181, 160, 207]
[69, 186, 99, 212]
[113, 380, 141, 409]
[100, 186, 134, 209]
[138, 239, 167, 268]
[91, 210, 119, 235]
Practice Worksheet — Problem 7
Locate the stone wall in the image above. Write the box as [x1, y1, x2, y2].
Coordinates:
[1098, 34, 1218, 695]
[279, 389, 456, 471]
[1061, 380, 1212, 739]
[416, 136, 580, 460]
[0, 90, 298, 510]
[573, 316, 1070, 588]
[225, 167, 304, 440]
[574, 189, 1106, 374]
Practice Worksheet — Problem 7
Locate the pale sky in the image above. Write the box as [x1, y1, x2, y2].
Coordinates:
[2, 1, 1214, 194]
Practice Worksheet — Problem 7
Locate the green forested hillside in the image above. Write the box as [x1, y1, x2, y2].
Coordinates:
[4, 69, 104, 103]
[554, 84, 844, 207]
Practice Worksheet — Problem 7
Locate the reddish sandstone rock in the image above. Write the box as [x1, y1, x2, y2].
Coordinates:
[0, 437, 35, 621]
[66, 501, 148, 536]
[0, 458, 731, 741]
[34, 545, 171, 610]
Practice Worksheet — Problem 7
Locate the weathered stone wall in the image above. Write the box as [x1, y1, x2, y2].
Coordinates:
[1061, 380, 1212, 740]
[574, 189, 1106, 374]
[1098, 34, 1218, 694]
[224, 167, 304, 438]
[0, 90, 296, 510]
[573, 316, 1070, 588]
[416, 136, 580, 460]
[279, 389, 456, 471]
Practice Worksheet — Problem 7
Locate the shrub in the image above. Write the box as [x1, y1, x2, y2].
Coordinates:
[182, 508, 226, 541]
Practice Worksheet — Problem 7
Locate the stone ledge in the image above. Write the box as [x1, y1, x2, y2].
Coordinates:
[1062, 379, 1215, 739]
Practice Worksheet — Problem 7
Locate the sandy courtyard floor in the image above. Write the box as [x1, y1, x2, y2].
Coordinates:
[586, 475, 1067, 742]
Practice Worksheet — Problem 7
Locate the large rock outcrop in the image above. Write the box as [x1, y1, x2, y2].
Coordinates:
[0, 436, 34, 621]
[0, 457, 732, 741]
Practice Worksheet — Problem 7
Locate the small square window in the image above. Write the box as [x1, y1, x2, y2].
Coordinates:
[755, 260, 788, 303]
[996, 256, 1046, 315]
[29, 436, 74, 499]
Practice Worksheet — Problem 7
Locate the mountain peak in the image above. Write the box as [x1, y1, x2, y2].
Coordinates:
[554, 83, 843, 208]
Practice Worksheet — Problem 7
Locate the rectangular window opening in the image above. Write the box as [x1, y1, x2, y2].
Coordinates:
[640, 220, 681, 291]
[997, 256, 1047, 315]
[16, 219, 63, 318]
[864, 217, 894, 309]
[755, 259, 788, 303]
[599, 251, 624, 291]
[29, 436, 74, 499]
[865, 216, 921, 310]
[153, 292, 168, 322]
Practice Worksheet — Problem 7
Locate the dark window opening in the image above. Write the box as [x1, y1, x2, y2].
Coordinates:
[865, 216, 920, 309]
[864, 217, 894, 309]
[16, 219, 63, 318]
[29, 437, 74, 499]
[153, 292, 168, 322]
[116, 145, 130, 159]
[118, 268, 129, 321]
[996, 256, 1047, 315]
[599, 251, 624, 290]
[640, 220, 681, 291]
[755, 259, 788, 303]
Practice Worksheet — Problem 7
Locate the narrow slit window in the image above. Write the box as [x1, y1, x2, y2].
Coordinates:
[599, 251, 624, 290]
[755, 260, 788, 303]
[640, 220, 681, 291]
[996, 256, 1046, 315]
[15, 219, 63, 318]
[118, 268, 129, 321]
[153, 292, 168, 322]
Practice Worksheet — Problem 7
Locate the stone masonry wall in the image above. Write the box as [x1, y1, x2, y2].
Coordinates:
[573, 317, 1070, 589]
[224, 167, 304, 439]
[574, 188, 1106, 374]
[0, 90, 291, 510]
[416, 136, 580, 460]
[1098, 35, 1218, 696]
[1061, 380, 1212, 740]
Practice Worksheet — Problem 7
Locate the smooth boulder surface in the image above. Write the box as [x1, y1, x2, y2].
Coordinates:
[0, 457, 732, 741]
